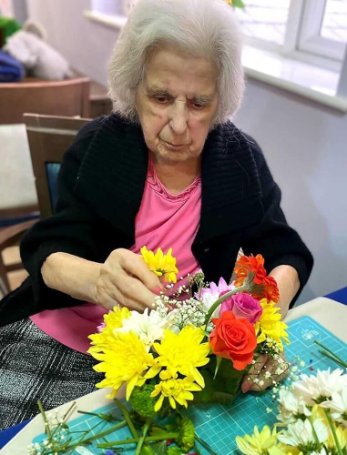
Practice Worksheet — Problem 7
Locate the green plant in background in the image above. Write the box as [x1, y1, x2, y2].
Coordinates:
[225, 0, 245, 8]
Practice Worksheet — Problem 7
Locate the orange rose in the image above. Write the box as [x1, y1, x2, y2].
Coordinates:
[210, 311, 257, 371]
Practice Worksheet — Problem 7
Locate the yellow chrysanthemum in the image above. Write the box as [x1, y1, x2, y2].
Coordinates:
[255, 299, 289, 351]
[140, 246, 178, 283]
[236, 425, 279, 455]
[88, 306, 130, 354]
[89, 330, 155, 400]
[151, 376, 202, 411]
[151, 325, 210, 387]
[327, 421, 347, 450]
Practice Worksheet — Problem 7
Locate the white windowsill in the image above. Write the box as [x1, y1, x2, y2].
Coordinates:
[84, 10, 347, 112]
[243, 46, 347, 112]
[84, 10, 127, 29]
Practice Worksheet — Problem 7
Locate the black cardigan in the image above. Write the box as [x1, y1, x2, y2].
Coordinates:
[0, 114, 313, 325]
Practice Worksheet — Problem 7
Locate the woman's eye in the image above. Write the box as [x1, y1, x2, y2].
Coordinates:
[154, 95, 170, 104]
[191, 100, 206, 110]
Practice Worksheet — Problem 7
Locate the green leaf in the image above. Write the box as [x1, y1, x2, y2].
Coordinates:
[232, 0, 246, 9]
[213, 356, 222, 379]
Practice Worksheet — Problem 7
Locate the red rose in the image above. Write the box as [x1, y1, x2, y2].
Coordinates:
[210, 311, 257, 371]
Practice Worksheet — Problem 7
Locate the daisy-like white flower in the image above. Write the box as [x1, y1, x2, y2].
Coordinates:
[293, 369, 347, 404]
[320, 387, 347, 425]
[277, 417, 329, 448]
[116, 308, 170, 347]
[277, 388, 311, 423]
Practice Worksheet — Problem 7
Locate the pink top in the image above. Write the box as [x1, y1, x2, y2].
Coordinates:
[30, 158, 201, 353]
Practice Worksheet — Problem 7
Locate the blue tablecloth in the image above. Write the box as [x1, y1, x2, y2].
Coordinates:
[325, 286, 347, 305]
[0, 420, 29, 448]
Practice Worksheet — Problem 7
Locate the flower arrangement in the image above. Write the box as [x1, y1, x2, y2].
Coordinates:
[236, 368, 347, 455]
[87, 249, 289, 454]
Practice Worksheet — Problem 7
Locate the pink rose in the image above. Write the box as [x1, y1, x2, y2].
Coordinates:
[220, 292, 262, 324]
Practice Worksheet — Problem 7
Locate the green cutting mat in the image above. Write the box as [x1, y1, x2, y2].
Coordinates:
[33, 316, 347, 454]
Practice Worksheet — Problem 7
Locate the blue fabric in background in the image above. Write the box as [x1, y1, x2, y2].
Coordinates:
[325, 286, 347, 306]
[0, 49, 24, 82]
[0, 419, 29, 448]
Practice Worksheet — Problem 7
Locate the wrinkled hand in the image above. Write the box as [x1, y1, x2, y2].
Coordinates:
[241, 352, 289, 393]
[94, 248, 163, 311]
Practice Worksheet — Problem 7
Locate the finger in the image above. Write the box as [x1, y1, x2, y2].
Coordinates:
[119, 252, 164, 292]
[110, 274, 157, 310]
[241, 354, 268, 393]
[264, 354, 290, 384]
[243, 354, 290, 392]
[101, 277, 149, 312]
[118, 277, 157, 309]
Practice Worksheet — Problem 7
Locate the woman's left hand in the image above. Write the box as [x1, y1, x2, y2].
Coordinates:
[241, 352, 289, 393]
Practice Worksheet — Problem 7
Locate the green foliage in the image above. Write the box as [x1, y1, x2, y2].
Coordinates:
[194, 357, 245, 404]
[232, 0, 245, 8]
[176, 415, 195, 452]
[130, 384, 157, 419]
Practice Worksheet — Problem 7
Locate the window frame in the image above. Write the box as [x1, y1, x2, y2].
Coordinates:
[297, 0, 346, 61]
[238, 0, 346, 65]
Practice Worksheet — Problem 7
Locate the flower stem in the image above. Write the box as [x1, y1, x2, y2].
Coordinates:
[195, 433, 217, 455]
[323, 409, 344, 455]
[314, 340, 347, 368]
[78, 420, 127, 443]
[37, 399, 53, 442]
[114, 398, 139, 439]
[204, 285, 247, 326]
[97, 432, 178, 448]
[135, 418, 151, 455]
[78, 410, 119, 422]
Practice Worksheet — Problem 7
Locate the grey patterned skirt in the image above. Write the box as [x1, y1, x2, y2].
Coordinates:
[0, 318, 102, 430]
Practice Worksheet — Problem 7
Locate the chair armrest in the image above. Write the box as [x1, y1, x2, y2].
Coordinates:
[0, 219, 37, 250]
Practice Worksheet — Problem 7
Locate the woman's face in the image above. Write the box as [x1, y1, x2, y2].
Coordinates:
[135, 45, 219, 165]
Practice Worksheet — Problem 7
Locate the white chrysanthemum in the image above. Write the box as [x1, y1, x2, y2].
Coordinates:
[293, 369, 347, 404]
[277, 417, 329, 447]
[320, 387, 347, 425]
[115, 308, 170, 346]
[310, 449, 329, 455]
[278, 388, 311, 423]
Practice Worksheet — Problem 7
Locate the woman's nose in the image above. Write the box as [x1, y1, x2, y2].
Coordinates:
[169, 100, 188, 135]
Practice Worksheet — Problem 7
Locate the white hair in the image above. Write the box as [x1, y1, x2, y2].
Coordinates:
[108, 0, 244, 124]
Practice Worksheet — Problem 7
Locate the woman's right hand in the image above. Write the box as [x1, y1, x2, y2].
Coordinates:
[94, 248, 163, 312]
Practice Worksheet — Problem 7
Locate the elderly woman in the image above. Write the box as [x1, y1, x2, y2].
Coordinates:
[0, 0, 312, 429]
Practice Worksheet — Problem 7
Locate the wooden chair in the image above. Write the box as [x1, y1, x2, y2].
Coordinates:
[0, 77, 91, 125]
[0, 113, 91, 296]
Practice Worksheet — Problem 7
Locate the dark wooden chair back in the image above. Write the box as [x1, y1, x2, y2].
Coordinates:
[0, 113, 91, 295]
[0, 77, 91, 124]
[24, 113, 91, 218]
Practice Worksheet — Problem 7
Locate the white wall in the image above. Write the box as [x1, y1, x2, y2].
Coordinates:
[27, 0, 347, 304]
[234, 79, 347, 304]
[27, 0, 120, 85]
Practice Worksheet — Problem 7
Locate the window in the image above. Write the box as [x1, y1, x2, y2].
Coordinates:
[235, 0, 347, 103]
[235, 0, 347, 63]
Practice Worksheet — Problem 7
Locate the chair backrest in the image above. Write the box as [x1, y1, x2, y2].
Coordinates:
[0, 77, 91, 124]
[24, 113, 91, 218]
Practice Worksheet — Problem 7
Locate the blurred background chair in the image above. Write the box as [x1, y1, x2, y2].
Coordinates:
[0, 76, 91, 124]
[0, 113, 90, 297]
[0, 76, 92, 295]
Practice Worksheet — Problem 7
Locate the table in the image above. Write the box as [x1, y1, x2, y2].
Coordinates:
[0, 297, 346, 453]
